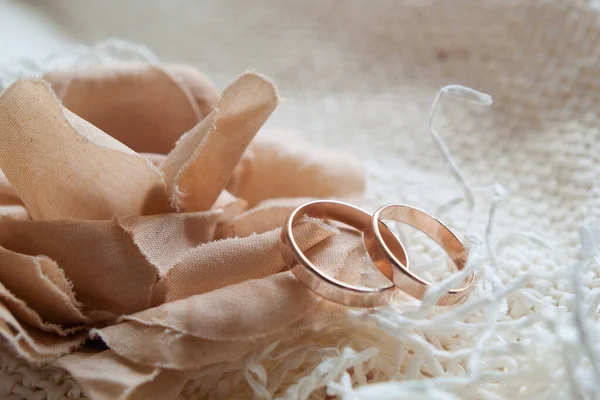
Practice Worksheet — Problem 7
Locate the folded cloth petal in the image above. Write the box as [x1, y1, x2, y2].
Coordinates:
[0, 80, 172, 220]
[228, 131, 366, 207]
[152, 219, 336, 304]
[93, 320, 274, 370]
[0, 212, 221, 318]
[0, 217, 158, 318]
[120, 228, 362, 340]
[44, 64, 219, 154]
[117, 211, 221, 277]
[161, 72, 278, 212]
[94, 230, 364, 370]
[140, 271, 320, 341]
[56, 350, 188, 400]
[0, 302, 87, 363]
[0, 281, 82, 335]
[91, 303, 348, 370]
[0, 246, 87, 327]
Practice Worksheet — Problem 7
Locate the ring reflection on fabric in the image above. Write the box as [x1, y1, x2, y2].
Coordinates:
[279, 200, 409, 308]
[364, 204, 474, 306]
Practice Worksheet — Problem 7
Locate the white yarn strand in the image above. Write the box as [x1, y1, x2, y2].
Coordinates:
[428, 85, 492, 210]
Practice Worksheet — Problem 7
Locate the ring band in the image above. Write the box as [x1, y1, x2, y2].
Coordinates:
[279, 200, 409, 308]
[364, 204, 474, 306]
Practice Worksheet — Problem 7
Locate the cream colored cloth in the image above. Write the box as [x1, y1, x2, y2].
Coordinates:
[0, 64, 367, 398]
[2, 0, 600, 399]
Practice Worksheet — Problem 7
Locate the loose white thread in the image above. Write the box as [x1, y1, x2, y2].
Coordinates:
[428, 85, 492, 210]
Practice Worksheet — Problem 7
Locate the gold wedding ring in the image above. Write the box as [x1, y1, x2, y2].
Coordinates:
[279, 201, 474, 308]
[279, 200, 408, 308]
[364, 204, 474, 306]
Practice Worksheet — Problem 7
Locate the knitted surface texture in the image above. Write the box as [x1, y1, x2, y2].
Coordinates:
[1, 0, 600, 398]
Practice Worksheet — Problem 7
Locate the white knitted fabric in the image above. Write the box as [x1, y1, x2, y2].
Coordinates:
[1, 0, 600, 398]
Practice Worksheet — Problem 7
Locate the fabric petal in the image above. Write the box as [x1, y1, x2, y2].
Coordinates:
[56, 350, 188, 400]
[0, 246, 87, 327]
[228, 132, 366, 207]
[161, 72, 278, 212]
[152, 219, 336, 304]
[0, 80, 172, 220]
[44, 64, 218, 154]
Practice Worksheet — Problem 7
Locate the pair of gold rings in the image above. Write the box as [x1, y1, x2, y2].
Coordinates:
[278, 200, 475, 308]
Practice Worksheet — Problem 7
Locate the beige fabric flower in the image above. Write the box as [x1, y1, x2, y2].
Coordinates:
[0, 64, 367, 399]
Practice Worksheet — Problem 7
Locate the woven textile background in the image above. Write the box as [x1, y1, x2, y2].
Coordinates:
[1, 0, 599, 398]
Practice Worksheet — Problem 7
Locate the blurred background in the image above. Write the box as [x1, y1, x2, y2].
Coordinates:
[0, 0, 597, 237]
[2, 0, 420, 91]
